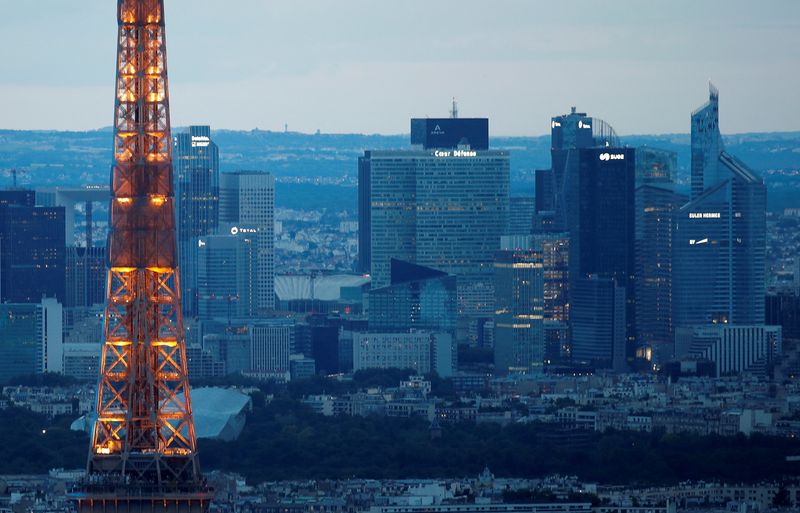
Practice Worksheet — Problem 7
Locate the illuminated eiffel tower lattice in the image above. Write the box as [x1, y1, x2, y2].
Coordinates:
[72, 2, 211, 512]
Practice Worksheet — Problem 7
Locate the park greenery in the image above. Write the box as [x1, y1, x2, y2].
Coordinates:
[3, 372, 800, 485]
[197, 397, 800, 484]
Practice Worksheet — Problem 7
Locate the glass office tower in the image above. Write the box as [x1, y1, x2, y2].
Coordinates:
[674, 85, 767, 330]
[570, 147, 637, 364]
[635, 147, 684, 365]
[196, 225, 259, 320]
[0, 198, 65, 304]
[546, 108, 619, 233]
[493, 237, 545, 375]
[364, 118, 509, 317]
[369, 259, 457, 336]
[0, 300, 63, 383]
[220, 171, 276, 312]
[174, 126, 220, 316]
[571, 275, 628, 372]
[508, 196, 536, 235]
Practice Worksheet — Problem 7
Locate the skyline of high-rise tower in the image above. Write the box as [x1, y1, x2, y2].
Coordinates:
[175, 125, 220, 318]
[220, 171, 276, 313]
[363, 123, 509, 318]
[635, 147, 684, 365]
[674, 85, 767, 332]
[493, 236, 545, 375]
[540, 108, 619, 234]
[74, 2, 210, 512]
[691, 83, 723, 200]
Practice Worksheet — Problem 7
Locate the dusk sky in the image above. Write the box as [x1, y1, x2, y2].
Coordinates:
[1, 0, 798, 135]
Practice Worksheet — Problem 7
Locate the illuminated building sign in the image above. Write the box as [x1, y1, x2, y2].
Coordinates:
[191, 136, 210, 148]
[578, 120, 592, 129]
[689, 238, 709, 245]
[198, 239, 206, 248]
[551, 120, 562, 128]
[434, 150, 478, 158]
[599, 152, 625, 161]
[230, 226, 257, 235]
[689, 212, 721, 219]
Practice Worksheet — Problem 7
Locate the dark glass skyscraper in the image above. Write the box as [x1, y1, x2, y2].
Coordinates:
[635, 147, 684, 365]
[570, 147, 637, 365]
[572, 147, 636, 286]
[571, 275, 627, 371]
[533, 169, 556, 234]
[0, 194, 65, 304]
[691, 83, 723, 200]
[493, 237, 545, 375]
[508, 196, 536, 235]
[0, 190, 35, 208]
[546, 108, 619, 233]
[534, 110, 634, 369]
[65, 246, 106, 308]
[535, 233, 570, 364]
[410, 118, 489, 151]
[674, 85, 767, 331]
[174, 125, 220, 316]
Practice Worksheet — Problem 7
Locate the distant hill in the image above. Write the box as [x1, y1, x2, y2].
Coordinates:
[1, 129, 798, 211]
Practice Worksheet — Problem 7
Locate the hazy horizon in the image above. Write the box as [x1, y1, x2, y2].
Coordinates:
[3, 125, 799, 139]
[1, 0, 798, 136]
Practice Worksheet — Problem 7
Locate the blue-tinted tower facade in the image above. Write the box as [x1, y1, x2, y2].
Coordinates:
[357, 156, 371, 273]
[0, 192, 65, 304]
[571, 275, 627, 371]
[360, 116, 492, 277]
[674, 85, 767, 331]
[570, 147, 637, 366]
[546, 108, 619, 233]
[174, 125, 220, 317]
[535, 109, 634, 368]
[369, 259, 457, 335]
[508, 196, 536, 235]
[362, 116, 509, 317]
[65, 246, 106, 308]
[197, 226, 259, 320]
[0, 303, 44, 383]
[635, 147, 684, 364]
[493, 237, 545, 375]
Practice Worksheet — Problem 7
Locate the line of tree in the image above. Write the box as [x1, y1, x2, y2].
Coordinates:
[4, 374, 800, 486]
[198, 397, 800, 485]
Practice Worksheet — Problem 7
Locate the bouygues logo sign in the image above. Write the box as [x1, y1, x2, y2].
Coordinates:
[599, 152, 625, 161]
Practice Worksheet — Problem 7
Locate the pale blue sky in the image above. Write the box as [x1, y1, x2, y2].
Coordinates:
[1, 0, 798, 135]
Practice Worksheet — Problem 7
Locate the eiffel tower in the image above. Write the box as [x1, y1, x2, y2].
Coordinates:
[72, 1, 211, 511]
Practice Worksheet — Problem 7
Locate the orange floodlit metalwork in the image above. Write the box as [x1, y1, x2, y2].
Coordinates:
[72, 2, 210, 510]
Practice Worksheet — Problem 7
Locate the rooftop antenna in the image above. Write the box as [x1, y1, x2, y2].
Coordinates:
[450, 97, 458, 119]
